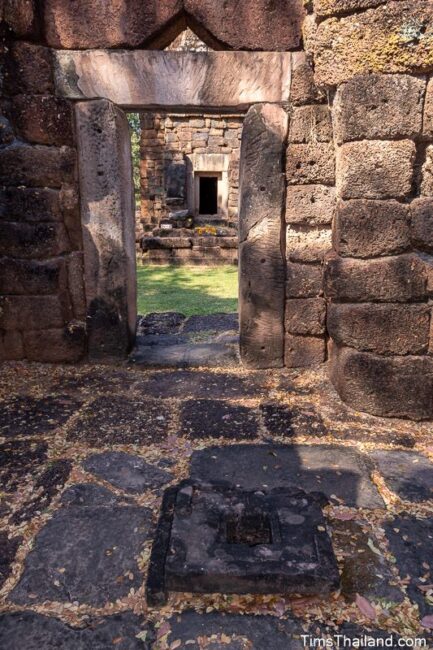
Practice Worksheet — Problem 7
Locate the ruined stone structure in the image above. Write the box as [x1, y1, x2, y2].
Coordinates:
[1, 0, 433, 420]
[138, 111, 242, 265]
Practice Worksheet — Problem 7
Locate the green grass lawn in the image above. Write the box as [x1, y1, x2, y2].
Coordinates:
[136, 264, 238, 316]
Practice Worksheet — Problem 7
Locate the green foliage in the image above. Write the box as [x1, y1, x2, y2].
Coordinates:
[127, 113, 141, 196]
[136, 264, 238, 316]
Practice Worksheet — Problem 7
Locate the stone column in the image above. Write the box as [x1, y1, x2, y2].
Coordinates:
[238, 104, 288, 369]
[75, 99, 137, 360]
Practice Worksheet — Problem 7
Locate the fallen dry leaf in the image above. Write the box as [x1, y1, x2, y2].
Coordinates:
[421, 615, 433, 629]
[355, 594, 377, 620]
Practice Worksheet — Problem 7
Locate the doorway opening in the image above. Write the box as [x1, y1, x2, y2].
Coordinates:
[199, 175, 218, 215]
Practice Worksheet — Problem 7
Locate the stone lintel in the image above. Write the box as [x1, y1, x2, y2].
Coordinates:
[53, 50, 292, 111]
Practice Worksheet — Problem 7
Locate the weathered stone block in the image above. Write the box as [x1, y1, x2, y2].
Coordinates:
[185, 0, 305, 50]
[4, 43, 54, 96]
[286, 263, 323, 298]
[289, 105, 333, 143]
[0, 331, 24, 361]
[291, 53, 325, 106]
[285, 334, 326, 367]
[0, 188, 63, 222]
[286, 226, 332, 263]
[336, 140, 415, 200]
[0, 145, 76, 188]
[324, 253, 427, 302]
[239, 104, 288, 369]
[23, 326, 86, 363]
[0, 296, 66, 331]
[411, 198, 433, 252]
[333, 74, 425, 143]
[44, 0, 183, 48]
[286, 143, 335, 185]
[313, 1, 433, 86]
[54, 51, 292, 111]
[313, 0, 386, 16]
[421, 145, 433, 196]
[0, 222, 70, 259]
[0, 258, 67, 296]
[11, 96, 74, 147]
[327, 303, 430, 355]
[424, 78, 433, 137]
[329, 342, 433, 420]
[286, 185, 335, 226]
[334, 199, 411, 258]
[285, 298, 326, 336]
[3, 0, 37, 36]
[75, 99, 136, 359]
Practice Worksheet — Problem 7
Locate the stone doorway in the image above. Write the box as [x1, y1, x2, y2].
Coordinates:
[198, 175, 218, 215]
[58, 48, 291, 363]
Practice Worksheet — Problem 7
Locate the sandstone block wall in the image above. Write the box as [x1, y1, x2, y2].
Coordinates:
[0, 39, 86, 363]
[285, 53, 334, 368]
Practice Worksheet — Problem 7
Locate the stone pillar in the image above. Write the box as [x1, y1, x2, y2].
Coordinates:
[326, 73, 433, 420]
[238, 104, 288, 369]
[75, 99, 137, 360]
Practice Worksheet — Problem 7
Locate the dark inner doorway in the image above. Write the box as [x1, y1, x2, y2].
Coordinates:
[199, 176, 218, 214]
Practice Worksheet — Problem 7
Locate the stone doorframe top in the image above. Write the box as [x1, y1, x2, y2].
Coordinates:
[53, 50, 292, 111]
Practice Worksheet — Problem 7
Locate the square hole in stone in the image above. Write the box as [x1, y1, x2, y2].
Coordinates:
[226, 512, 272, 546]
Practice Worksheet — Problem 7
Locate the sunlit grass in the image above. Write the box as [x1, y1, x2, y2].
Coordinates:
[136, 264, 238, 316]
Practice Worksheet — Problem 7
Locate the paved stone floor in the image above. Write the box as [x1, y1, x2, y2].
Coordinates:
[130, 312, 239, 368]
[0, 361, 432, 649]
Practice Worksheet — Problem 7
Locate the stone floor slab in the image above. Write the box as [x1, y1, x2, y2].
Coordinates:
[180, 399, 259, 440]
[130, 342, 239, 368]
[260, 404, 327, 438]
[182, 313, 239, 334]
[162, 611, 303, 649]
[82, 451, 172, 493]
[330, 520, 403, 603]
[11, 504, 153, 607]
[0, 395, 81, 437]
[369, 450, 433, 502]
[385, 516, 433, 616]
[60, 483, 134, 507]
[191, 444, 383, 507]
[134, 370, 268, 399]
[0, 611, 152, 649]
[66, 395, 170, 445]
[137, 312, 185, 335]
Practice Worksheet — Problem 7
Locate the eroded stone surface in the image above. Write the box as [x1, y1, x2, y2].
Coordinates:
[191, 444, 383, 507]
[0, 440, 48, 491]
[180, 399, 259, 440]
[385, 517, 433, 616]
[0, 611, 152, 650]
[131, 342, 238, 368]
[61, 483, 133, 507]
[260, 404, 327, 438]
[369, 450, 433, 502]
[83, 452, 172, 493]
[11, 505, 153, 606]
[67, 396, 170, 445]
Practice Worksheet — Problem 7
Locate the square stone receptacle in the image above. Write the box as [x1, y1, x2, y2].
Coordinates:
[146, 481, 340, 605]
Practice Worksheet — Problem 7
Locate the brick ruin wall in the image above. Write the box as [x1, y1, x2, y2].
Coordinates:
[138, 111, 242, 265]
[1, 0, 433, 419]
